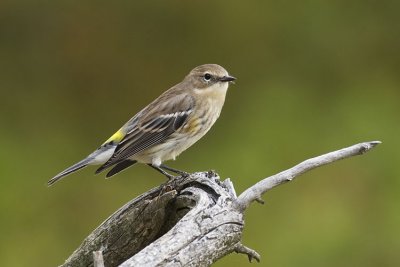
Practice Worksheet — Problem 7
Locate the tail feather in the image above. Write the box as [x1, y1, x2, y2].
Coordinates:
[47, 158, 91, 186]
[95, 163, 109, 174]
[106, 160, 137, 178]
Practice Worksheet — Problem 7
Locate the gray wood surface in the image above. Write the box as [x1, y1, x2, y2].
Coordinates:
[59, 141, 380, 267]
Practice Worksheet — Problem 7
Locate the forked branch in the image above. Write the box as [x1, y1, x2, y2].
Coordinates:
[60, 141, 381, 267]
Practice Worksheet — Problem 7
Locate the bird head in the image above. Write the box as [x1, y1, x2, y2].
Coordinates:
[184, 64, 236, 91]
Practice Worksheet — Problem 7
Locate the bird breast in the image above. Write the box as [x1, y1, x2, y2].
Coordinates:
[133, 83, 228, 164]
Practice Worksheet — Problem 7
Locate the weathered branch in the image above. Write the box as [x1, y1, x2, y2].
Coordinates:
[60, 172, 243, 267]
[59, 141, 380, 267]
[120, 182, 243, 266]
[235, 141, 381, 211]
[234, 243, 261, 263]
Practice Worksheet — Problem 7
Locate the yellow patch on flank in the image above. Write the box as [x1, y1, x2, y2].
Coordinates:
[184, 118, 202, 135]
[103, 129, 125, 144]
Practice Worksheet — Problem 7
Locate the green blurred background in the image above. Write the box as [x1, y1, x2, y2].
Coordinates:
[1, 1, 399, 266]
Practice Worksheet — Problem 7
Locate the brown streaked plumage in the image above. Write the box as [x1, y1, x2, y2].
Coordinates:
[48, 64, 235, 186]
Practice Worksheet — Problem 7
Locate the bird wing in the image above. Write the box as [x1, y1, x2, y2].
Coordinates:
[96, 93, 194, 173]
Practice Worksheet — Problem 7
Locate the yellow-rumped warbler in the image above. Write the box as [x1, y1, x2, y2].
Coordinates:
[48, 64, 236, 186]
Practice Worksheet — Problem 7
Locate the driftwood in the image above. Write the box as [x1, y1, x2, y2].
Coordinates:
[59, 141, 381, 267]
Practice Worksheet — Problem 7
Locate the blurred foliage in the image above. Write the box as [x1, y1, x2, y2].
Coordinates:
[0, 0, 399, 266]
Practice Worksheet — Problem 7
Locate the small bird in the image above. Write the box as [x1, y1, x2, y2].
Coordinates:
[48, 64, 236, 186]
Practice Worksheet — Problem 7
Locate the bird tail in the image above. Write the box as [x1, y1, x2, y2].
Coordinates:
[106, 160, 137, 178]
[47, 158, 91, 186]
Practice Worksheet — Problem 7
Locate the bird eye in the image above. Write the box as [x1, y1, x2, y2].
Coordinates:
[203, 73, 212, 81]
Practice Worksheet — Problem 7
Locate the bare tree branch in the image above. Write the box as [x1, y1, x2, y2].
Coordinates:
[235, 141, 381, 211]
[58, 141, 381, 267]
[234, 243, 261, 263]
[120, 183, 243, 266]
[59, 172, 241, 267]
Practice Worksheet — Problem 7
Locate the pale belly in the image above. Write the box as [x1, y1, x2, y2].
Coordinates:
[132, 101, 223, 166]
[132, 131, 206, 165]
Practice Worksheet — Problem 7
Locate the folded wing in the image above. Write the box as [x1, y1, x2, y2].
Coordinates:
[96, 93, 194, 173]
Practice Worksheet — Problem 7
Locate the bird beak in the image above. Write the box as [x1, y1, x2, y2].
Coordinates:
[219, 75, 236, 82]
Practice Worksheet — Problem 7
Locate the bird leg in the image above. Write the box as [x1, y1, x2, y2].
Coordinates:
[159, 164, 189, 177]
[148, 164, 174, 180]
